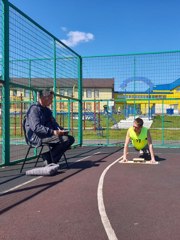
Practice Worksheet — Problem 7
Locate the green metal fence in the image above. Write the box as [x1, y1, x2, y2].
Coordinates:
[1, 0, 180, 166]
[82, 54, 180, 147]
[81, 98, 180, 147]
[0, 0, 82, 166]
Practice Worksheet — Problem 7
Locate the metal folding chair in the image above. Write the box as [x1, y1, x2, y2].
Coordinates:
[20, 117, 68, 173]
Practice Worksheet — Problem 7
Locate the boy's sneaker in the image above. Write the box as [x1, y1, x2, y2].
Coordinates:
[139, 148, 149, 155]
[139, 150, 144, 158]
[139, 148, 150, 160]
[139, 149, 150, 158]
[145, 149, 149, 154]
[139, 150, 144, 155]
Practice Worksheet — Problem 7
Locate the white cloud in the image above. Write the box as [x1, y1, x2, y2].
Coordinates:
[61, 26, 67, 32]
[61, 30, 94, 47]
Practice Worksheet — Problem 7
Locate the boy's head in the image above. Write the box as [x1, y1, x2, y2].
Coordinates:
[133, 118, 143, 133]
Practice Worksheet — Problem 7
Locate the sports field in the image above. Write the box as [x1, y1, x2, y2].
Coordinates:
[1, 146, 180, 240]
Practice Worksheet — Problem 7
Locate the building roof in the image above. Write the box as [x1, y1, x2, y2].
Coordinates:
[10, 78, 114, 89]
[83, 78, 114, 88]
[153, 78, 180, 91]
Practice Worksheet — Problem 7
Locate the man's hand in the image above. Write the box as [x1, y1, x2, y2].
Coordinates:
[54, 130, 68, 136]
[62, 130, 69, 136]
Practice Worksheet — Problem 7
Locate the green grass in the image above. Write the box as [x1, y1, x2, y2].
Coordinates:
[1, 114, 180, 142]
[83, 115, 180, 141]
[151, 115, 180, 128]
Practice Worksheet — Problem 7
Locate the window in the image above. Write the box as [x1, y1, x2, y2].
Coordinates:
[86, 103, 92, 111]
[95, 102, 100, 112]
[13, 90, 17, 96]
[67, 89, 73, 97]
[60, 89, 65, 96]
[86, 89, 92, 98]
[60, 102, 64, 110]
[24, 90, 30, 98]
[94, 89, 99, 98]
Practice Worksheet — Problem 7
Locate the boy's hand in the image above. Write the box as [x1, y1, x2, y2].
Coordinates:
[150, 159, 156, 163]
[122, 157, 128, 162]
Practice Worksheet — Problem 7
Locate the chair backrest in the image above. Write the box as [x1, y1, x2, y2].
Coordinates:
[22, 116, 30, 146]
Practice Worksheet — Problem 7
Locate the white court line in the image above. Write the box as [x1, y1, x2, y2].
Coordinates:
[76, 152, 101, 162]
[0, 176, 42, 195]
[0, 151, 101, 195]
[97, 155, 123, 240]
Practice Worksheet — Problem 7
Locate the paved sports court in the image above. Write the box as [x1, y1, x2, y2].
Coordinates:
[0, 146, 180, 240]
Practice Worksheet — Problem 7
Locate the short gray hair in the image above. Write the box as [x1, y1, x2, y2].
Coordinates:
[39, 89, 54, 97]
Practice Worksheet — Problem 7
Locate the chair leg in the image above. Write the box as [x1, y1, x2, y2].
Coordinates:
[63, 153, 69, 168]
[34, 146, 44, 167]
[48, 145, 54, 163]
[20, 146, 31, 173]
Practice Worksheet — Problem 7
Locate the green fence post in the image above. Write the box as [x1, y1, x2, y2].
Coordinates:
[68, 99, 70, 130]
[78, 56, 82, 145]
[133, 56, 136, 119]
[2, 0, 10, 165]
[106, 100, 109, 145]
[162, 99, 164, 145]
[28, 60, 31, 88]
[33, 91, 38, 156]
[53, 39, 57, 117]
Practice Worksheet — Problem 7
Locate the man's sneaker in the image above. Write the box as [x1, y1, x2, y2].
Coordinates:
[41, 152, 52, 166]
[43, 160, 49, 166]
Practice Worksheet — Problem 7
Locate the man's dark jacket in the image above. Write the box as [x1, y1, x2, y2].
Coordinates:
[25, 103, 63, 147]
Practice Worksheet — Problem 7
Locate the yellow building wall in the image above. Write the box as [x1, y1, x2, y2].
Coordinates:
[83, 88, 113, 112]
[114, 88, 180, 115]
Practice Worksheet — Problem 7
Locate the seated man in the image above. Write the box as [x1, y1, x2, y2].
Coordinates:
[25, 89, 75, 165]
[122, 117, 156, 163]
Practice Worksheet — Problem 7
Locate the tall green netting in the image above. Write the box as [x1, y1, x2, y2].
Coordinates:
[0, 1, 2, 142]
[1, 1, 180, 166]
[0, 0, 2, 77]
[0, 1, 82, 165]
[82, 53, 180, 147]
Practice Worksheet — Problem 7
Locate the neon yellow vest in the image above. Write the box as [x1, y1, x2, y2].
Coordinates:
[129, 126, 148, 150]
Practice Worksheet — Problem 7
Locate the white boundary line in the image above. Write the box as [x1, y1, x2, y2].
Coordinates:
[97, 155, 123, 240]
[0, 151, 101, 195]
[0, 176, 42, 195]
[119, 160, 159, 164]
[76, 152, 101, 162]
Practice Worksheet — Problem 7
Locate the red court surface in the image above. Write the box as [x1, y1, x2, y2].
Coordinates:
[0, 146, 180, 240]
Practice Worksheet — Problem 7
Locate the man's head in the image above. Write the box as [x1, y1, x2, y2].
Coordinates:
[133, 117, 143, 133]
[38, 89, 54, 107]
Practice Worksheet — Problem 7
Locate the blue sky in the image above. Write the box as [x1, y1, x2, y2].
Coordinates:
[9, 0, 180, 57]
